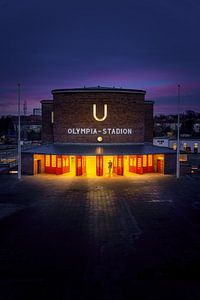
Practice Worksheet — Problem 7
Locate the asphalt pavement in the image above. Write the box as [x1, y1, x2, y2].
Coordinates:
[0, 173, 200, 299]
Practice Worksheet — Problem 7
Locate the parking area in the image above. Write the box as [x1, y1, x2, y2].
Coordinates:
[0, 173, 200, 299]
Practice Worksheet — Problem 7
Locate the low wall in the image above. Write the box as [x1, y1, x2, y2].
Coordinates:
[22, 153, 34, 175]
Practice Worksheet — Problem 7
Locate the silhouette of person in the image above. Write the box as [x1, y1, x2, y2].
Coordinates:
[108, 160, 112, 175]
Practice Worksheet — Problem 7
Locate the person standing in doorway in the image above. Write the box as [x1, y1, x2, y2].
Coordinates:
[108, 160, 112, 176]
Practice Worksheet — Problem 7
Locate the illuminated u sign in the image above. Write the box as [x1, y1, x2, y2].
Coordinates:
[93, 104, 107, 122]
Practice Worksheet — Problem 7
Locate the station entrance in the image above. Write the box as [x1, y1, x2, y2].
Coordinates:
[33, 153, 164, 176]
[75, 155, 124, 176]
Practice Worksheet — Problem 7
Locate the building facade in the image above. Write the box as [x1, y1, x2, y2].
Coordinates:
[153, 137, 200, 153]
[33, 108, 42, 116]
[22, 87, 178, 176]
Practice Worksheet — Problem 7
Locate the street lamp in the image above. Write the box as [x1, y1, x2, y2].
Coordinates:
[176, 84, 180, 179]
[18, 83, 21, 179]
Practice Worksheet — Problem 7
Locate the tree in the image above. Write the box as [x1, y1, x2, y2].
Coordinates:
[180, 119, 194, 135]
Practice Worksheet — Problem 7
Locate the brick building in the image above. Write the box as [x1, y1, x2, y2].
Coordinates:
[22, 87, 178, 176]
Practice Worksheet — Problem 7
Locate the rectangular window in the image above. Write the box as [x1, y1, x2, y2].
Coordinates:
[179, 154, 187, 162]
[51, 155, 56, 167]
[118, 158, 122, 167]
[172, 143, 177, 150]
[62, 157, 66, 167]
[133, 157, 136, 167]
[194, 143, 199, 153]
[138, 158, 142, 168]
[57, 158, 61, 168]
[78, 158, 81, 168]
[183, 143, 187, 150]
[143, 155, 147, 167]
[194, 143, 198, 153]
[45, 155, 50, 167]
[66, 157, 69, 167]
[51, 111, 54, 124]
[148, 155, 152, 166]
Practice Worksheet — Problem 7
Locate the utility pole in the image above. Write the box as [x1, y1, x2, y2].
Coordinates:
[176, 84, 180, 179]
[18, 83, 21, 179]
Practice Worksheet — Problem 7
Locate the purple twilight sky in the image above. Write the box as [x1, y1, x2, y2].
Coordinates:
[0, 0, 200, 116]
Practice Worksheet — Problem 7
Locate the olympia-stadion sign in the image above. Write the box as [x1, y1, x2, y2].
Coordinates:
[67, 128, 133, 135]
[67, 104, 133, 135]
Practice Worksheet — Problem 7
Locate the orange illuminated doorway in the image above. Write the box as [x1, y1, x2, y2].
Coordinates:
[129, 156, 136, 173]
[157, 159, 164, 173]
[128, 155, 154, 175]
[37, 160, 41, 174]
[157, 160, 161, 173]
[136, 156, 143, 174]
[34, 155, 43, 175]
[44, 155, 71, 175]
[76, 156, 86, 176]
[96, 155, 103, 176]
[117, 155, 123, 175]
[113, 156, 124, 175]
[155, 155, 164, 173]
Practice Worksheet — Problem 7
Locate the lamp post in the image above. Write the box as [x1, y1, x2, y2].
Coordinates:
[176, 84, 180, 179]
[18, 83, 21, 179]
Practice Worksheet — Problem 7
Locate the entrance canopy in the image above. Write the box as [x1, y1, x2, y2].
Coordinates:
[22, 143, 176, 156]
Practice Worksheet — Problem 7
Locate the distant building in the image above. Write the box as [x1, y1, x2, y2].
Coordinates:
[194, 123, 200, 133]
[154, 112, 200, 137]
[33, 108, 42, 116]
[153, 137, 200, 153]
[12, 115, 42, 142]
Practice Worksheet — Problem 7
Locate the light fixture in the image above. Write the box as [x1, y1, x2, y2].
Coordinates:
[97, 136, 103, 142]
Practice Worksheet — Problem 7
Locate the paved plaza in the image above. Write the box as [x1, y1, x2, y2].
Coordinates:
[0, 173, 200, 299]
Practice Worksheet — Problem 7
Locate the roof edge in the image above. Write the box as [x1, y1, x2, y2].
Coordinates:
[144, 100, 154, 104]
[40, 100, 53, 104]
[51, 87, 146, 95]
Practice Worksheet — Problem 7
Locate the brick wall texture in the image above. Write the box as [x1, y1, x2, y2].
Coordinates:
[41, 100, 54, 143]
[41, 90, 154, 144]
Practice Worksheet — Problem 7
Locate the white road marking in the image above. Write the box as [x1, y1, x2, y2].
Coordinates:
[147, 199, 173, 203]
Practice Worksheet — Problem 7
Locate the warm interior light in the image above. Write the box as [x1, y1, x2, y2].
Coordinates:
[148, 155, 153, 166]
[95, 147, 104, 155]
[51, 155, 56, 167]
[157, 156, 164, 160]
[143, 155, 147, 167]
[51, 111, 54, 123]
[86, 156, 96, 176]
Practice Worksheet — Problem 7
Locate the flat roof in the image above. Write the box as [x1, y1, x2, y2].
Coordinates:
[51, 86, 146, 95]
[154, 137, 200, 141]
[40, 100, 53, 104]
[22, 143, 176, 156]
